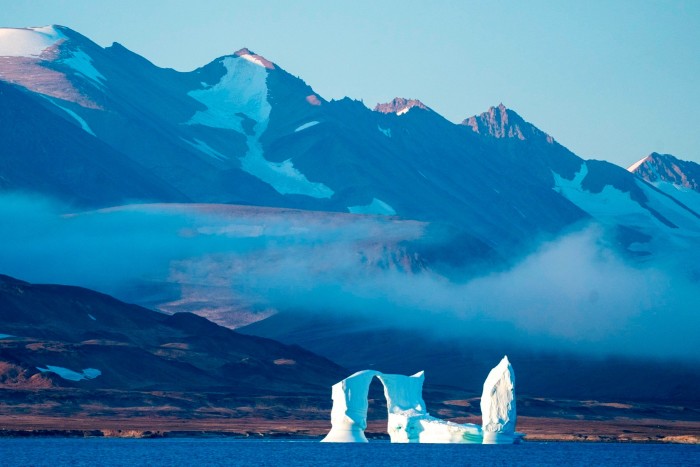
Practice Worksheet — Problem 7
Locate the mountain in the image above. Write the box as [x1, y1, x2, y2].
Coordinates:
[2, 25, 700, 408]
[629, 152, 700, 191]
[628, 152, 700, 213]
[0, 26, 697, 242]
[6, 25, 695, 256]
[0, 80, 184, 206]
[0, 274, 344, 393]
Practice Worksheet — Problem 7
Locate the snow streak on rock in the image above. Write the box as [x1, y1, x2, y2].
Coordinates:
[62, 48, 105, 85]
[187, 56, 333, 198]
[348, 198, 396, 216]
[294, 121, 319, 132]
[36, 365, 101, 382]
[47, 99, 96, 135]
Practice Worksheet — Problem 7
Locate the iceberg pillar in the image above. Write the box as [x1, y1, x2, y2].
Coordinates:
[480, 356, 518, 444]
[321, 370, 378, 442]
[377, 371, 427, 443]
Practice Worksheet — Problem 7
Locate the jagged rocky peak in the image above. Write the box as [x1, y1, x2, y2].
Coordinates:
[233, 47, 275, 69]
[628, 152, 700, 192]
[463, 103, 554, 144]
[374, 97, 430, 116]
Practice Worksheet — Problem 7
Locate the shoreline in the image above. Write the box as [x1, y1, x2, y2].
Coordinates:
[0, 416, 697, 444]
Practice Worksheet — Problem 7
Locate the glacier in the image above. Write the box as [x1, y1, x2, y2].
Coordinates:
[321, 356, 521, 444]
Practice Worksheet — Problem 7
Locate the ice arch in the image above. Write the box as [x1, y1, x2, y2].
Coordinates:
[321, 356, 520, 444]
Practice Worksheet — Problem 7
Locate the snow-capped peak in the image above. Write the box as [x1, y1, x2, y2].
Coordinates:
[627, 154, 652, 173]
[0, 25, 66, 58]
[628, 152, 700, 192]
[374, 97, 430, 116]
[234, 48, 275, 70]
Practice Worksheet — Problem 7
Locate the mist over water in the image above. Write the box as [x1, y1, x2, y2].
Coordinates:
[1, 193, 698, 360]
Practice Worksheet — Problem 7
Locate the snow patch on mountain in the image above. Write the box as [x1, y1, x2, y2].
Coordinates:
[48, 100, 96, 136]
[234, 48, 275, 70]
[239, 53, 267, 68]
[553, 163, 653, 222]
[61, 48, 105, 85]
[555, 163, 700, 237]
[187, 56, 270, 132]
[182, 138, 228, 161]
[348, 198, 396, 216]
[243, 153, 335, 198]
[377, 125, 391, 137]
[637, 181, 700, 232]
[650, 182, 700, 214]
[294, 121, 319, 132]
[36, 365, 101, 382]
[186, 56, 332, 197]
[0, 26, 65, 57]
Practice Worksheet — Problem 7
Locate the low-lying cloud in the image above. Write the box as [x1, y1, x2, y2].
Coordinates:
[1, 193, 698, 360]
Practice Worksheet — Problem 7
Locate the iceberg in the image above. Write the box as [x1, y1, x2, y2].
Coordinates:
[481, 356, 517, 444]
[321, 370, 377, 442]
[321, 356, 522, 444]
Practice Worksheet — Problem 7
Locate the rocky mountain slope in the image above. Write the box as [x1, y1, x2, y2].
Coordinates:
[3, 26, 697, 257]
[0, 274, 344, 394]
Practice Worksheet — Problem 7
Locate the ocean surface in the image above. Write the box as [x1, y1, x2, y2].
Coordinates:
[1, 438, 699, 466]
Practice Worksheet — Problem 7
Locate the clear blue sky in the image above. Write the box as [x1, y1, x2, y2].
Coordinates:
[4, 0, 699, 166]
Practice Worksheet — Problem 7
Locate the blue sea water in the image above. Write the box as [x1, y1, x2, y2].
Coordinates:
[1, 438, 699, 466]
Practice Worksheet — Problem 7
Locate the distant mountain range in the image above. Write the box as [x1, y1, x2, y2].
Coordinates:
[1, 25, 699, 404]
